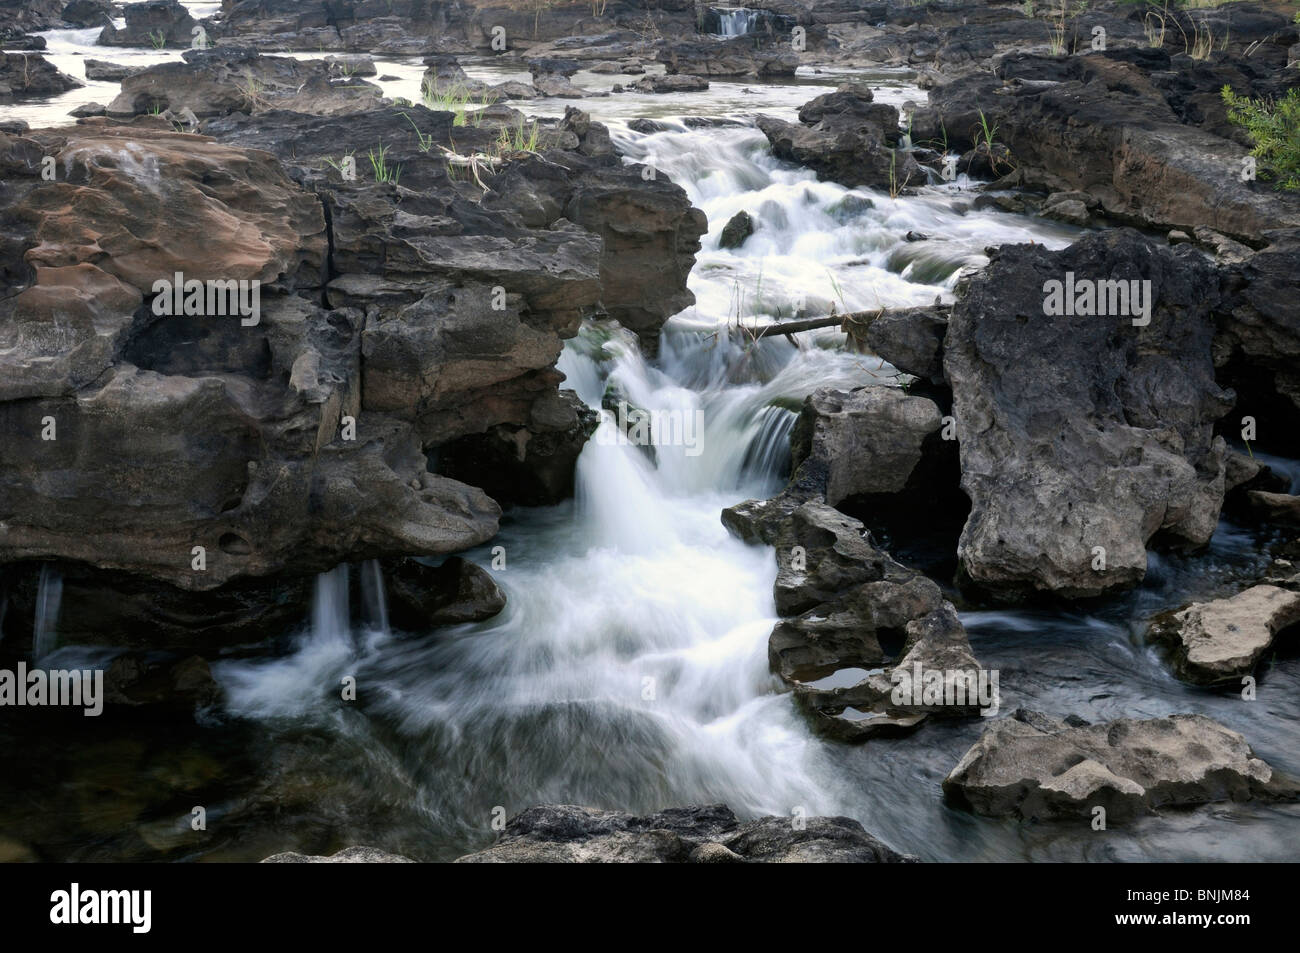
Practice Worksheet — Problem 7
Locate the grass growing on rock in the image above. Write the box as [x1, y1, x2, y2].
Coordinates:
[421, 79, 496, 127]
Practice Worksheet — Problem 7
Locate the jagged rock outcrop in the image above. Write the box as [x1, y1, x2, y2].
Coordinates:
[212, 0, 696, 55]
[914, 47, 1300, 239]
[61, 0, 114, 29]
[454, 804, 915, 863]
[0, 52, 83, 100]
[83, 59, 146, 82]
[723, 491, 987, 740]
[1149, 582, 1300, 685]
[438, 391, 600, 506]
[944, 711, 1300, 821]
[946, 229, 1233, 599]
[787, 386, 944, 508]
[859, 305, 949, 386]
[106, 48, 385, 118]
[756, 85, 920, 192]
[421, 54, 537, 102]
[0, 0, 67, 34]
[0, 88, 701, 620]
[659, 37, 799, 78]
[529, 58, 584, 99]
[98, 0, 201, 47]
[1215, 228, 1300, 434]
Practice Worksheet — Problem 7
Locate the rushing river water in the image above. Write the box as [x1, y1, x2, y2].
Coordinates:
[2, 7, 1298, 862]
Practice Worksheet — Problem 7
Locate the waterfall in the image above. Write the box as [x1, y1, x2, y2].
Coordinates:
[33, 564, 63, 662]
[716, 8, 761, 37]
[211, 85, 1093, 851]
[312, 564, 351, 646]
[360, 559, 390, 636]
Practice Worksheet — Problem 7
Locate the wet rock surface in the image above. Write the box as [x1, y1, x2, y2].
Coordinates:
[454, 804, 915, 862]
[1150, 582, 1300, 685]
[0, 52, 83, 100]
[944, 711, 1300, 821]
[757, 84, 920, 191]
[381, 556, 506, 630]
[724, 494, 987, 740]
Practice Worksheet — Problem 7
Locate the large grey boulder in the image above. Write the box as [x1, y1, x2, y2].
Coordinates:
[788, 386, 944, 508]
[756, 85, 920, 192]
[97, 0, 198, 47]
[0, 52, 82, 100]
[946, 229, 1233, 599]
[725, 499, 988, 740]
[1149, 582, 1300, 685]
[860, 305, 949, 386]
[944, 711, 1300, 821]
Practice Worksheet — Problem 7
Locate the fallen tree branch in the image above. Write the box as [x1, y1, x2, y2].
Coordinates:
[736, 309, 885, 340]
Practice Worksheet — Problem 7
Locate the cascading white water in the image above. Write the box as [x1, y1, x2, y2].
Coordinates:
[360, 559, 391, 636]
[33, 564, 63, 662]
[212, 108, 1085, 841]
[716, 8, 761, 37]
[217, 564, 369, 719]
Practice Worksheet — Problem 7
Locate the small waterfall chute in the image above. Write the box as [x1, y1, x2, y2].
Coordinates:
[360, 559, 391, 637]
[33, 564, 63, 662]
[715, 7, 761, 37]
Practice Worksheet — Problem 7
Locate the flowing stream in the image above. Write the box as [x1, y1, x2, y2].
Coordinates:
[3, 7, 1298, 861]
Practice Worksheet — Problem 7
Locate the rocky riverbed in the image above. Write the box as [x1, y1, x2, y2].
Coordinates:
[0, 0, 1297, 863]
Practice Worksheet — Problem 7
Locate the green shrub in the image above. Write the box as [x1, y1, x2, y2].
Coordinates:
[1222, 85, 1300, 191]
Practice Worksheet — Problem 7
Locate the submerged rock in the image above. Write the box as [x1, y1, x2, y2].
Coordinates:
[454, 804, 915, 863]
[718, 210, 754, 249]
[382, 556, 506, 631]
[631, 73, 709, 94]
[944, 711, 1300, 821]
[1150, 583, 1300, 685]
